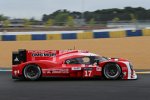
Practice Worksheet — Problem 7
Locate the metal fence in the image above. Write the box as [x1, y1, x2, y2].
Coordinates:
[107, 20, 150, 29]
[1, 20, 150, 32]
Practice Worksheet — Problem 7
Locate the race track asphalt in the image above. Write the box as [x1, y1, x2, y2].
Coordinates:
[0, 72, 150, 100]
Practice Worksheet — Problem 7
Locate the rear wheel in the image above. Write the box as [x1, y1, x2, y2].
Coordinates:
[103, 63, 121, 80]
[23, 64, 41, 80]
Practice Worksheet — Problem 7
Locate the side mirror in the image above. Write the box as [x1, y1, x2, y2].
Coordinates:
[94, 59, 100, 65]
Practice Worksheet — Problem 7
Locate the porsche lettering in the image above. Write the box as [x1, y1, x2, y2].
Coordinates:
[32, 53, 56, 57]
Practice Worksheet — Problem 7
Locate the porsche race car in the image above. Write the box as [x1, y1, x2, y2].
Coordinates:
[12, 49, 137, 80]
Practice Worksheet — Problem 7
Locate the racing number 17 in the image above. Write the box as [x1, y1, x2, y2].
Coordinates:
[84, 70, 92, 77]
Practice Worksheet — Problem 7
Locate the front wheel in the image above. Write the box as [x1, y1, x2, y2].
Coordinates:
[23, 64, 41, 80]
[103, 63, 122, 80]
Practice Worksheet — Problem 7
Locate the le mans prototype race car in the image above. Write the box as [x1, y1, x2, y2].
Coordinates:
[12, 49, 137, 80]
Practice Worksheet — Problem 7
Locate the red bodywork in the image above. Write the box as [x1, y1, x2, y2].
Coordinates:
[12, 50, 137, 79]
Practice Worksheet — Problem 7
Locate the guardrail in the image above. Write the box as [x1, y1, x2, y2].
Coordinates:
[0, 28, 150, 41]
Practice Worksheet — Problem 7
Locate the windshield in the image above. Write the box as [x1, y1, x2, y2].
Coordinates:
[97, 56, 108, 62]
[65, 56, 107, 65]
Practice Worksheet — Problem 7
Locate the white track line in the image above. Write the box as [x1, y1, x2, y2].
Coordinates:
[0, 70, 12, 72]
[136, 71, 150, 74]
[0, 70, 150, 74]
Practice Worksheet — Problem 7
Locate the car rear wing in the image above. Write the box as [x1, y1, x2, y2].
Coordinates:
[12, 49, 89, 65]
[12, 49, 57, 65]
[12, 49, 27, 65]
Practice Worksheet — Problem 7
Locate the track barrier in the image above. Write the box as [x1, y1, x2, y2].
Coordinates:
[0, 28, 150, 41]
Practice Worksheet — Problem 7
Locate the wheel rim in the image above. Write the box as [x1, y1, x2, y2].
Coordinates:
[104, 63, 121, 79]
[24, 65, 41, 80]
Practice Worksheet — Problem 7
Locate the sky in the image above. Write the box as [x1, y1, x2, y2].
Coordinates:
[0, 0, 150, 20]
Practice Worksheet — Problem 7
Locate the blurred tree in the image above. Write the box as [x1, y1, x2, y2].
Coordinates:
[54, 13, 69, 25]
[112, 17, 120, 22]
[3, 20, 10, 27]
[130, 13, 137, 22]
[70, 11, 82, 19]
[88, 18, 96, 26]
[23, 19, 32, 27]
[0, 15, 8, 21]
[45, 19, 54, 27]
[41, 7, 150, 23]
[66, 16, 74, 27]
[30, 17, 38, 25]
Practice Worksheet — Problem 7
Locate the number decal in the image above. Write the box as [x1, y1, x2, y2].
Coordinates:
[84, 70, 92, 77]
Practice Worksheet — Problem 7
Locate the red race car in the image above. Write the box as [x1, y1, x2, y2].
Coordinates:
[12, 49, 137, 80]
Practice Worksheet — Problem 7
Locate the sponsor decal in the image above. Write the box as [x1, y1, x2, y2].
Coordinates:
[71, 67, 81, 71]
[14, 57, 19, 61]
[84, 67, 93, 70]
[114, 59, 119, 61]
[123, 72, 127, 76]
[84, 70, 92, 77]
[81, 64, 86, 67]
[32, 53, 56, 57]
[14, 70, 19, 75]
[96, 67, 102, 71]
[46, 69, 69, 74]
[88, 65, 93, 67]
[14, 71, 17, 75]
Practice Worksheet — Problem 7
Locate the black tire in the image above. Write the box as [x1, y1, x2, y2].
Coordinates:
[23, 64, 41, 80]
[103, 63, 121, 80]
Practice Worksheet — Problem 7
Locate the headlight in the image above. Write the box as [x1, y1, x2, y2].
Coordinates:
[129, 63, 134, 70]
